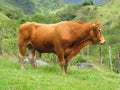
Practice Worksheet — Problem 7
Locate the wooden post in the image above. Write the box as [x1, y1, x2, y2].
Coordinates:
[0, 21, 5, 55]
[0, 47, 2, 55]
[0, 36, 2, 55]
[99, 45, 103, 69]
[0, 29, 3, 55]
[108, 46, 112, 71]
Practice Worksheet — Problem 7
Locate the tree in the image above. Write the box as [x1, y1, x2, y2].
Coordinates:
[82, 0, 93, 6]
[56, 5, 79, 21]
[31, 14, 47, 23]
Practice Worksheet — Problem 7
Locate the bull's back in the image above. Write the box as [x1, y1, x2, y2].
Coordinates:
[30, 21, 71, 46]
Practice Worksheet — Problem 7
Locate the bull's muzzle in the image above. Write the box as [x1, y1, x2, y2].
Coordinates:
[100, 40, 106, 44]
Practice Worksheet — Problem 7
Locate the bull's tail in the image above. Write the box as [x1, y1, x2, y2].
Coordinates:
[27, 43, 33, 50]
[18, 22, 35, 55]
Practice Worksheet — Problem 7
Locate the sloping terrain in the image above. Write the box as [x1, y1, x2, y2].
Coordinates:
[0, 0, 25, 20]
[0, 59, 120, 90]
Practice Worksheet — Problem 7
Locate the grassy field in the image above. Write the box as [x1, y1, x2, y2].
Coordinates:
[0, 59, 120, 90]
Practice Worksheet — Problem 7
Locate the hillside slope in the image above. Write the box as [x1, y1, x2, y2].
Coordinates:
[1, 0, 110, 15]
[4, 0, 65, 15]
[0, 0, 25, 20]
[32, 0, 65, 15]
[0, 59, 120, 90]
[4, 0, 35, 14]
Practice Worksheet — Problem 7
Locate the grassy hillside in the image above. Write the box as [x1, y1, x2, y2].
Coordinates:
[0, 13, 10, 21]
[0, 59, 120, 90]
[5, 0, 35, 15]
[0, 0, 25, 19]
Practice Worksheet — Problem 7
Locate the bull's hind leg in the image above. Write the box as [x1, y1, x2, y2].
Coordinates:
[18, 44, 26, 69]
[28, 49, 37, 68]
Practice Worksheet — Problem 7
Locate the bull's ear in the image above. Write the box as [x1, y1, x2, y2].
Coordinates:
[93, 21, 101, 30]
[93, 24, 99, 30]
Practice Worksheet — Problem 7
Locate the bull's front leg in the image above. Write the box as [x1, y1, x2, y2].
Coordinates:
[64, 48, 82, 71]
[59, 59, 66, 74]
[65, 41, 91, 64]
[56, 49, 67, 74]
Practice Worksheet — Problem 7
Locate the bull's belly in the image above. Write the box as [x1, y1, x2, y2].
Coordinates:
[31, 41, 55, 53]
[36, 47, 55, 53]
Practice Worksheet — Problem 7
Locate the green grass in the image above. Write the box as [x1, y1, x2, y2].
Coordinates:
[0, 59, 120, 90]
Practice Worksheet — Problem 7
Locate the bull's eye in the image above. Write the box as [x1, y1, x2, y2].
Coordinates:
[98, 29, 102, 34]
[98, 29, 101, 31]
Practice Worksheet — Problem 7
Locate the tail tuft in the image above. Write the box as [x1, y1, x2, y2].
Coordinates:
[27, 44, 33, 50]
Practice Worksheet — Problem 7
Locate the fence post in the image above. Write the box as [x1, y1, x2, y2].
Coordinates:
[108, 46, 112, 71]
[0, 21, 5, 55]
[99, 45, 103, 69]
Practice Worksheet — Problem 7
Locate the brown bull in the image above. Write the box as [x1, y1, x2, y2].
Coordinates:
[18, 21, 105, 74]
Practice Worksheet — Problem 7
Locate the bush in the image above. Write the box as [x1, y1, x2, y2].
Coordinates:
[31, 14, 47, 23]
[56, 5, 80, 21]
[1, 38, 17, 55]
[81, 0, 93, 6]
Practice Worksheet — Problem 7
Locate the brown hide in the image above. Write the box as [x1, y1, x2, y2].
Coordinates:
[18, 21, 105, 74]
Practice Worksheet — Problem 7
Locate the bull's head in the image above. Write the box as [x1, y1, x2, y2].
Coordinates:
[90, 21, 105, 44]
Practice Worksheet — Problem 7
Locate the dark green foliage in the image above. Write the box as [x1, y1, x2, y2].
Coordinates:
[34, 0, 65, 15]
[81, 0, 93, 6]
[31, 14, 47, 23]
[46, 15, 61, 23]
[5, 9, 25, 19]
[0, 0, 25, 19]
[5, 0, 35, 14]
[15, 0, 35, 14]
[56, 4, 80, 21]
[31, 14, 61, 24]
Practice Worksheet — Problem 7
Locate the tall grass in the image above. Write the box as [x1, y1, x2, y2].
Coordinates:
[0, 59, 120, 90]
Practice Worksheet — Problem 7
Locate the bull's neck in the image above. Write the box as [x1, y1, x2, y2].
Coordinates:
[72, 23, 92, 50]
[78, 40, 92, 49]
[71, 39, 92, 56]
[69, 22, 93, 49]
[72, 22, 91, 41]
[74, 36, 92, 48]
